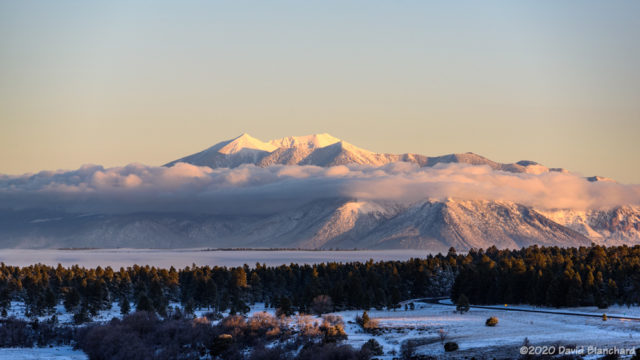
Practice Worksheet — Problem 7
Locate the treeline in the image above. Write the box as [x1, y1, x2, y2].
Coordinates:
[2, 244, 640, 321]
[0, 255, 456, 319]
[452, 245, 640, 308]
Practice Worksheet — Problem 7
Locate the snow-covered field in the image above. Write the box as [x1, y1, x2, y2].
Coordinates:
[0, 249, 423, 268]
[3, 300, 639, 359]
[0, 347, 86, 360]
[335, 302, 640, 359]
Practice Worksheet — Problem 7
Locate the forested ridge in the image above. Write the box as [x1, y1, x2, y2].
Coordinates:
[0, 256, 455, 319]
[1, 245, 639, 321]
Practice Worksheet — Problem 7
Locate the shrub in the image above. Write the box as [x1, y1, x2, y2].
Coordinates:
[203, 311, 223, 321]
[0, 318, 33, 347]
[220, 315, 247, 337]
[600, 352, 621, 360]
[361, 338, 384, 356]
[356, 311, 379, 332]
[297, 342, 366, 360]
[76, 311, 215, 360]
[320, 315, 347, 343]
[596, 300, 609, 309]
[444, 341, 459, 352]
[485, 316, 498, 326]
[210, 334, 234, 356]
[249, 345, 289, 360]
[295, 315, 321, 338]
[0, 317, 76, 349]
[247, 312, 282, 339]
[400, 339, 416, 359]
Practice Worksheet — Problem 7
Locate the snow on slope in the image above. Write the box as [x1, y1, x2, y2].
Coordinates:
[166, 133, 558, 174]
[0, 199, 597, 251]
[269, 133, 341, 149]
[352, 200, 591, 252]
[164, 133, 277, 168]
[231, 199, 591, 252]
[539, 206, 640, 245]
[215, 133, 277, 154]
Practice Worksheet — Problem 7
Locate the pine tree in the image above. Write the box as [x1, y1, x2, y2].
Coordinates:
[456, 294, 470, 313]
[119, 296, 130, 315]
[44, 287, 57, 314]
[276, 296, 294, 317]
[149, 279, 168, 316]
[360, 311, 370, 327]
[0, 288, 10, 316]
[231, 267, 247, 288]
[136, 294, 154, 313]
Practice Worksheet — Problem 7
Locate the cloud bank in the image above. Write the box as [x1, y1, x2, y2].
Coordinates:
[1, 162, 639, 215]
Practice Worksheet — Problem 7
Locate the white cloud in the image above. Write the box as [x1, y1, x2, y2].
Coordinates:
[0, 162, 638, 215]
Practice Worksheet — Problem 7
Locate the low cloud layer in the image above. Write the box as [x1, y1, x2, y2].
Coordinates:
[1, 162, 639, 215]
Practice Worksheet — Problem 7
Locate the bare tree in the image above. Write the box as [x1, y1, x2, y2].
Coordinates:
[438, 328, 448, 344]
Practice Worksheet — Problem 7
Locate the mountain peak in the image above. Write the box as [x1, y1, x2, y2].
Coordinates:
[269, 133, 342, 149]
[211, 133, 277, 155]
[166, 132, 559, 177]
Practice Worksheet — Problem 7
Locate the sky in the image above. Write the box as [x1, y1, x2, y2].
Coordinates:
[1, 1, 639, 183]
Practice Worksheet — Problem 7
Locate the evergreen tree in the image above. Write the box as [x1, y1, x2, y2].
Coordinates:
[119, 296, 130, 315]
[276, 296, 294, 317]
[44, 287, 57, 314]
[136, 294, 154, 313]
[456, 294, 470, 313]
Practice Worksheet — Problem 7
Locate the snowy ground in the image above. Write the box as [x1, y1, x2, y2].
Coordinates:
[5, 301, 222, 325]
[3, 300, 639, 359]
[439, 298, 640, 318]
[334, 302, 640, 359]
[5, 301, 125, 325]
[0, 347, 86, 360]
[0, 249, 423, 268]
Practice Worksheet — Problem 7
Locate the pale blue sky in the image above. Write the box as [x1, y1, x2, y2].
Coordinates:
[1, 1, 638, 182]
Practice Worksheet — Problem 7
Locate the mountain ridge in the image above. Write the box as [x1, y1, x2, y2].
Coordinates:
[2, 132, 634, 250]
[2, 199, 638, 251]
[165, 133, 566, 175]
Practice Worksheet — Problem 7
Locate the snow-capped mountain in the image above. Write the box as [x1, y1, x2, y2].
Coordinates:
[3, 199, 625, 252]
[166, 133, 561, 174]
[1, 132, 636, 251]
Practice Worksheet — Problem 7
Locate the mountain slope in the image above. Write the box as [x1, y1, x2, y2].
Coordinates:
[539, 206, 640, 245]
[165, 133, 277, 168]
[166, 133, 560, 174]
[0, 200, 603, 251]
[354, 200, 591, 252]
